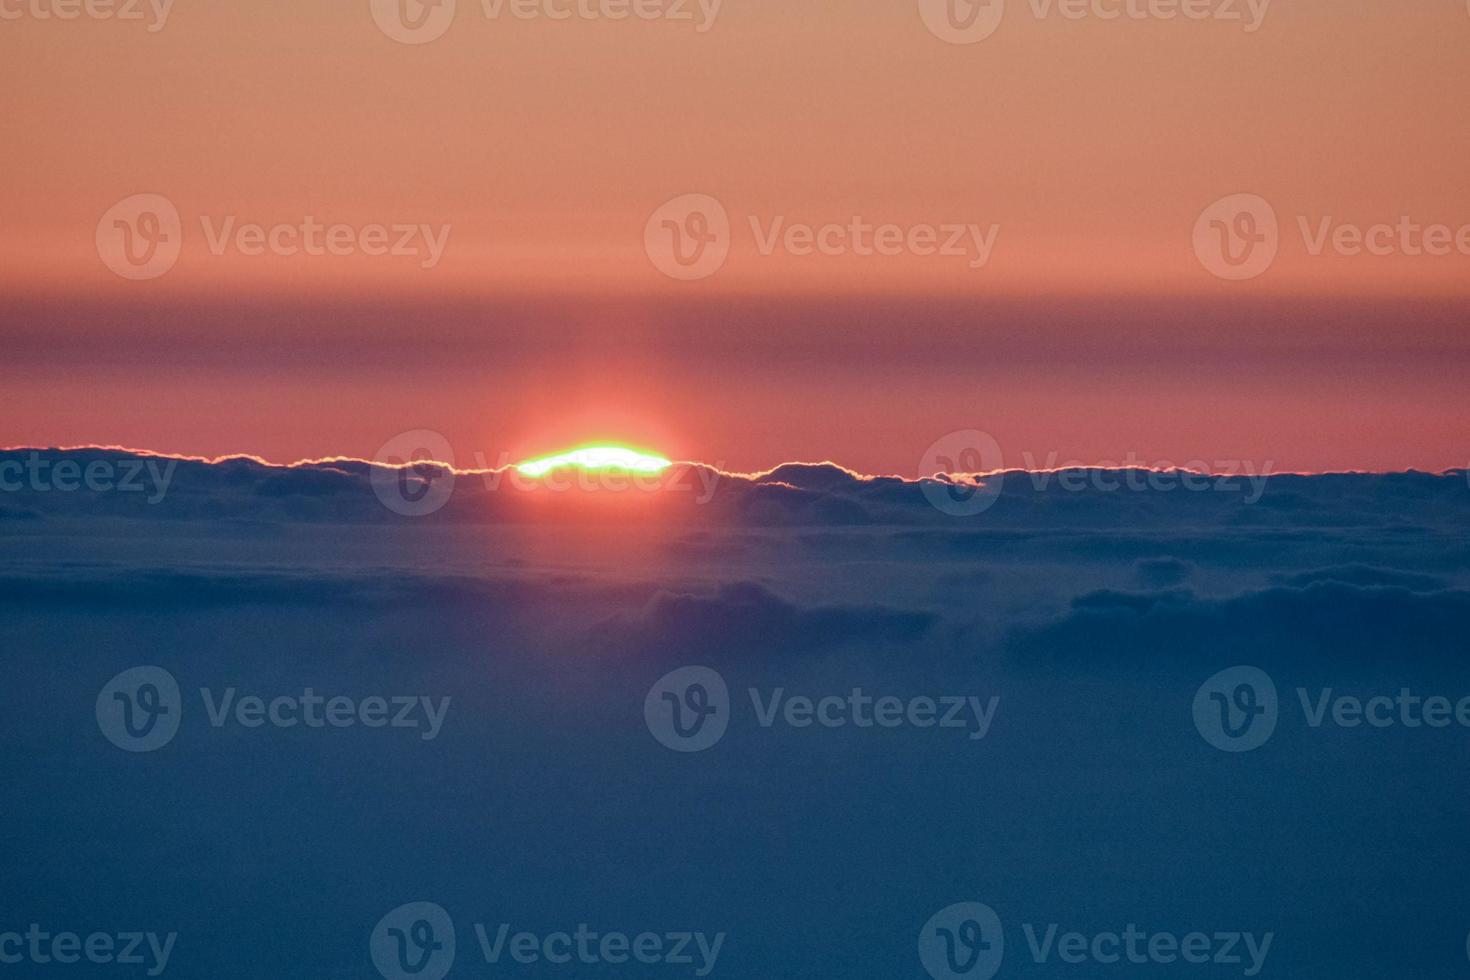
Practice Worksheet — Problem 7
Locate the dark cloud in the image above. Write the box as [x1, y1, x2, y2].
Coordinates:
[608, 581, 935, 654]
[2, 453, 1468, 980]
[4, 448, 1468, 533]
[1017, 581, 1470, 668]
[1273, 564, 1450, 592]
[1134, 556, 1194, 587]
[0, 563, 580, 610]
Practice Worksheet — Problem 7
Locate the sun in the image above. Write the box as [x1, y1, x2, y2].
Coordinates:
[515, 444, 672, 478]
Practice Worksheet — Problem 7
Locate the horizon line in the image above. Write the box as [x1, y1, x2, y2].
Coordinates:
[3, 443, 1466, 482]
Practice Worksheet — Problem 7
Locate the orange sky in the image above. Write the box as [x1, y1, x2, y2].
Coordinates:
[2, 0, 1468, 471]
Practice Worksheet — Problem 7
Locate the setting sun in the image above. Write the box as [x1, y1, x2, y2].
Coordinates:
[514, 445, 672, 478]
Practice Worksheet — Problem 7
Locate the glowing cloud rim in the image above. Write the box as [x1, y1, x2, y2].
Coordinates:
[515, 445, 673, 478]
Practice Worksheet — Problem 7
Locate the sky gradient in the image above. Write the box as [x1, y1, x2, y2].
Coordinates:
[3, 0, 1468, 472]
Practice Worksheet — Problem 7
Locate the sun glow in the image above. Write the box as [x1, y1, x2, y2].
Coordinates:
[515, 445, 672, 478]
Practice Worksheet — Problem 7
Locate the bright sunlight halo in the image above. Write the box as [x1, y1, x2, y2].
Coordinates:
[515, 445, 673, 478]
